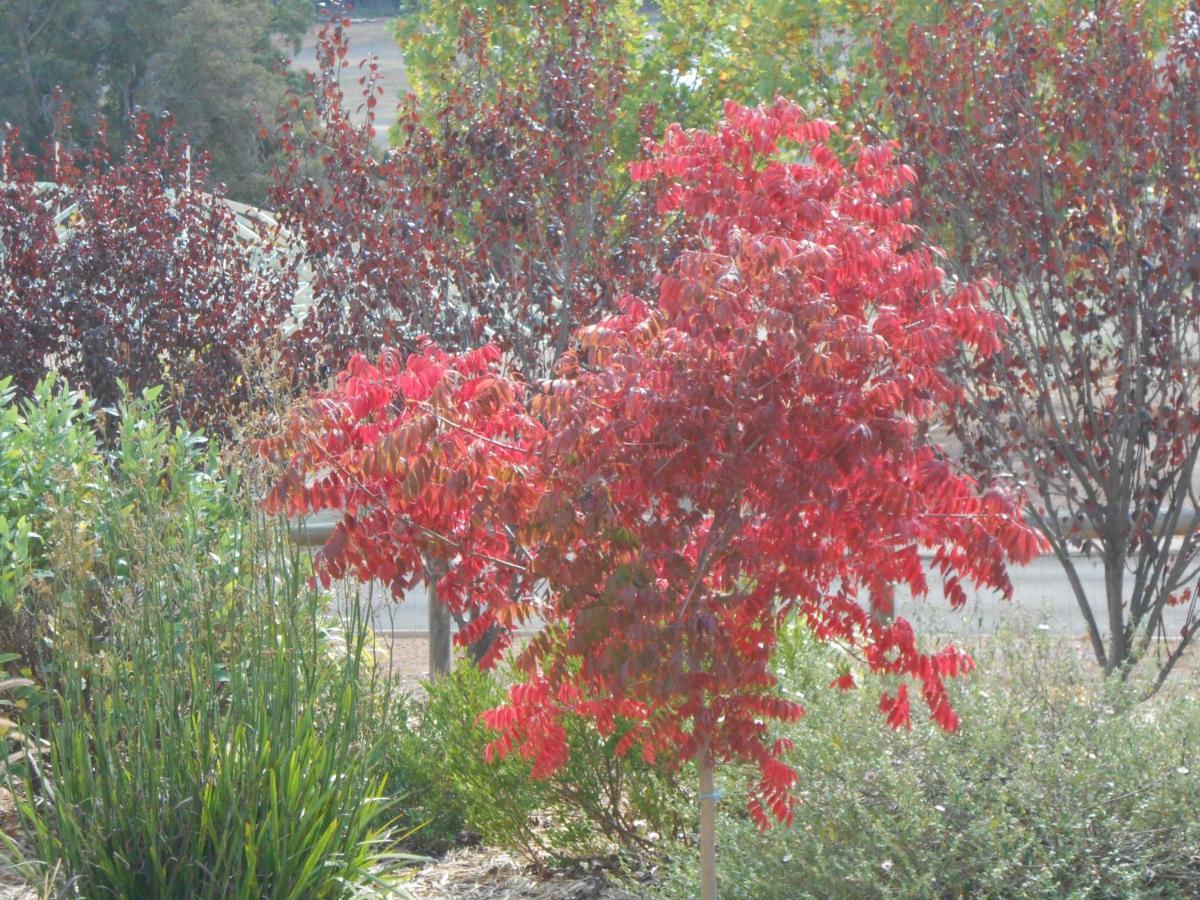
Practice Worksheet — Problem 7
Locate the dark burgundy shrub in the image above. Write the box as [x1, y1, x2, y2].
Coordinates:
[875, 0, 1200, 684]
[1, 113, 301, 432]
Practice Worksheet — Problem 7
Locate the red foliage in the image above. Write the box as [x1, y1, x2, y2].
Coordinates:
[0, 114, 298, 430]
[487, 99, 1040, 827]
[264, 99, 1040, 826]
[258, 342, 544, 668]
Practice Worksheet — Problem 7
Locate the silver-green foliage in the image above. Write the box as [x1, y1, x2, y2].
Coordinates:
[643, 624, 1200, 899]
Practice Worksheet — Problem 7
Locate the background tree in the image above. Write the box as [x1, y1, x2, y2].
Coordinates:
[876, 0, 1200, 687]
[274, 9, 667, 381]
[0, 1, 101, 141]
[392, 0, 881, 163]
[134, 0, 312, 200]
[393, 0, 1183, 166]
[0, 0, 311, 201]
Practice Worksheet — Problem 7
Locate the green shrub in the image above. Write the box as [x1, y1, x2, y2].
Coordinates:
[2, 389, 402, 898]
[641, 626, 1200, 899]
[385, 658, 687, 863]
[0, 376, 100, 666]
[0, 376, 244, 673]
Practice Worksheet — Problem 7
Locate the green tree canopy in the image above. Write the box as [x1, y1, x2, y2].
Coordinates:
[393, 0, 1186, 165]
[0, 0, 311, 200]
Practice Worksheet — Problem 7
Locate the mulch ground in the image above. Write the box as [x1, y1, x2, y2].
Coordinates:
[401, 848, 641, 899]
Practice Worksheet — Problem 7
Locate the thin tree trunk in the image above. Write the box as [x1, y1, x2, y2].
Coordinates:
[425, 559, 452, 677]
[1104, 543, 1128, 676]
[698, 739, 717, 900]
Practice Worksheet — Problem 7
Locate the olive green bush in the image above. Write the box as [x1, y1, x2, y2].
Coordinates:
[0, 376, 244, 673]
[386, 658, 688, 864]
[0, 376, 101, 667]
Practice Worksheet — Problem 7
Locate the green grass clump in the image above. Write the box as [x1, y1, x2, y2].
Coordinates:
[1, 381, 401, 898]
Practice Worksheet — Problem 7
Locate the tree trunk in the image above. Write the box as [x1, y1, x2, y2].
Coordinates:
[698, 739, 718, 900]
[425, 560, 452, 677]
[1104, 543, 1128, 676]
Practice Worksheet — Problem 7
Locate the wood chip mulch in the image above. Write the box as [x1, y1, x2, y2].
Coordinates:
[397, 848, 643, 899]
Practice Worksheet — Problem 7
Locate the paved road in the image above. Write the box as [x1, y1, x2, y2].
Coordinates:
[291, 18, 408, 144]
[333, 553, 1194, 638]
[897, 553, 1193, 637]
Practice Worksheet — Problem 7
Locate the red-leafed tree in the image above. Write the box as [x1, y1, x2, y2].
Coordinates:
[0, 113, 299, 431]
[264, 99, 1040, 898]
[257, 342, 544, 670]
[485, 99, 1039, 898]
[876, 0, 1200, 688]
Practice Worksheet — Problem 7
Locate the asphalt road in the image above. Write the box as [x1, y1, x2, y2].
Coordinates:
[896, 553, 1194, 638]
[336, 553, 1194, 639]
[291, 18, 408, 144]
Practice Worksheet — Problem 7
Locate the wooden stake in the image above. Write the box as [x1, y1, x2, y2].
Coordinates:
[698, 738, 718, 900]
[425, 559, 452, 676]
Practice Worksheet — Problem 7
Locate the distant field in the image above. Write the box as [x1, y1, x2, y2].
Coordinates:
[289, 18, 409, 144]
